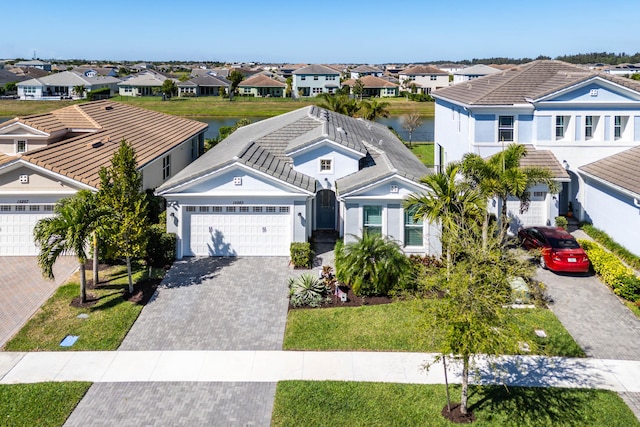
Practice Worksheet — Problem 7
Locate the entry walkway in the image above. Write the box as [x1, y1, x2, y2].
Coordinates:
[2, 350, 640, 391]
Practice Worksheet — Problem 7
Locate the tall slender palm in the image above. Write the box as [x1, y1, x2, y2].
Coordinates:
[360, 99, 390, 121]
[34, 190, 106, 303]
[460, 143, 559, 242]
[404, 163, 485, 272]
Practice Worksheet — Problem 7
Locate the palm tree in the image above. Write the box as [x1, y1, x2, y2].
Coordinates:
[316, 93, 348, 114]
[404, 164, 485, 272]
[72, 85, 85, 99]
[460, 143, 559, 242]
[34, 190, 106, 303]
[360, 99, 390, 121]
[334, 233, 410, 296]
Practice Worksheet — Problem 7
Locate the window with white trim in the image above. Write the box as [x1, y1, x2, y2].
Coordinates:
[312, 87, 323, 94]
[279, 206, 289, 213]
[320, 158, 332, 172]
[16, 140, 27, 153]
[0, 205, 10, 211]
[555, 116, 567, 139]
[162, 155, 171, 180]
[253, 206, 263, 213]
[585, 116, 594, 139]
[43, 205, 54, 211]
[313, 75, 319, 80]
[404, 206, 423, 246]
[498, 116, 514, 142]
[226, 206, 236, 213]
[239, 206, 249, 212]
[199, 206, 209, 212]
[430, 75, 437, 81]
[266, 206, 276, 213]
[363, 205, 382, 236]
[15, 205, 25, 211]
[186, 206, 196, 212]
[212, 206, 222, 212]
[614, 116, 627, 140]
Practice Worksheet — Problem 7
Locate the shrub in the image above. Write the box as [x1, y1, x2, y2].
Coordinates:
[554, 216, 568, 230]
[335, 233, 411, 296]
[86, 87, 111, 101]
[145, 224, 176, 267]
[290, 242, 313, 269]
[579, 239, 640, 302]
[288, 274, 329, 307]
[581, 224, 640, 270]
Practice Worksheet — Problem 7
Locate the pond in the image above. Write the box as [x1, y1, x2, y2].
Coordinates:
[193, 115, 434, 142]
[0, 115, 435, 143]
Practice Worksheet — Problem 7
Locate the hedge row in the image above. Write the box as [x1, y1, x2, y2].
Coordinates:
[579, 239, 640, 302]
[581, 224, 640, 271]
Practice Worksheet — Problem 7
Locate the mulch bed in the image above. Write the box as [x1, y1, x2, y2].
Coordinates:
[441, 403, 476, 424]
[288, 282, 393, 310]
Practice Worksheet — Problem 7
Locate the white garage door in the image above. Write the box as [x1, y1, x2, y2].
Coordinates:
[189, 206, 291, 256]
[0, 205, 55, 256]
[506, 192, 547, 232]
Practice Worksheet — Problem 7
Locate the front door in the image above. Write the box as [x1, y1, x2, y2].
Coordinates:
[316, 190, 336, 230]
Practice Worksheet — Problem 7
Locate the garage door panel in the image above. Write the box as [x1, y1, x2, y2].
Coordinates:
[0, 211, 54, 255]
[506, 197, 547, 231]
[189, 211, 291, 257]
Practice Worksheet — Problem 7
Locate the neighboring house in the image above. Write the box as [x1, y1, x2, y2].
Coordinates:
[156, 106, 438, 258]
[432, 60, 640, 252]
[0, 69, 28, 87]
[71, 67, 119, 78]
[579, 146, 640, 256]
[399, 65, 449, 94]
[16, 71, 120, 100]
[350, 65, 384, 80]
[278, 64, 306, 79]
[7, 67, 49, 79]
[437, 63, 466, 75]
[238, 74, 286, 98]
[341, 75, 399, 98]
[178, 75, 231, 97]
[452, 64, 501, 84]
[603, 64, 640, 76]
[14, 60, 52, 72]
[0, 100, 207, 255]
[292, 64, 341, 98]
[118, 70, 176, 96]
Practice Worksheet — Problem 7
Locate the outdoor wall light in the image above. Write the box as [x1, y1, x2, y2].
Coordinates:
[297, 212, 302, 217]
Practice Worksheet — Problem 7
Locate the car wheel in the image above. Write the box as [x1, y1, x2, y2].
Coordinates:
[539, 256, 547, 270]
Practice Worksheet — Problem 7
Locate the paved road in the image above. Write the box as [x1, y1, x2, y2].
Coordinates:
[66, 257, 302, 427]
[0, 256, 77, 348]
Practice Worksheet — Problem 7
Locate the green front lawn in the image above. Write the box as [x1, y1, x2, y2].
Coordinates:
[283, 300, 584, 357]
[0, 382, 91, 427]
[272, 381, 639, 427]
[3, 264, 162, 351]
[409, 143, 435, 165]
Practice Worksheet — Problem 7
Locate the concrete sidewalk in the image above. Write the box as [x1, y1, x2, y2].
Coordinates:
[2, 351, 640, 393]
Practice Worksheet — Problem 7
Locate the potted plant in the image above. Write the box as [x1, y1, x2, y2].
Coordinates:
[567, 202, 574, 218]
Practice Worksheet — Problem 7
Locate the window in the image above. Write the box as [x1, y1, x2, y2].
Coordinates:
[279, 206, 289, 213]
[243, 87, 251, 94]
[15, 205, 25, 212]
[266, 206, 276, 213]
[0, 205, 10, 211]
[239, 206, 249, 212]
[614, 116, 627, 140]
[404, 207, 423, 246]
[162, 155, 171, 180]
[313, 75, 319, 81]
[30, 205, 40, 211]
[585, 116, 593, 139]
[498, 116, 514, 142]
[363, 205, 382, 236]
[16, 140, 27, 153]
[253, 206, 263, 213]
[186, 206, 196, 212]
[312, 87, 323, 94]
[212, 206, 222, 212]
[43, 205, 54, 211]
[326, 75, 336, 81]
[199, 206, 209, 212]
[320, 159, 332, 172]
[301, 76, 306, 81]
[430, 75, 437, 81]
[226, 206, 236, 213]
[555, 116, 566, 139]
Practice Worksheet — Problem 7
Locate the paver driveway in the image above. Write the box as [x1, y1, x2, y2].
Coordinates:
[0, 256, 77, 348]
[66, 256, 302, 427]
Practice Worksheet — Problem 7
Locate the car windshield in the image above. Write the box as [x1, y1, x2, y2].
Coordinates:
[548, 237, 580, 249]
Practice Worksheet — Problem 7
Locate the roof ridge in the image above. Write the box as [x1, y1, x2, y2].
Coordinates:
[72, 104, 102, 129]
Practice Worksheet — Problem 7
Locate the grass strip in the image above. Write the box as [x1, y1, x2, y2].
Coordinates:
[272, 381, 639, 427]
[283, 300, 584, 357]
[0, 382, 91, 427]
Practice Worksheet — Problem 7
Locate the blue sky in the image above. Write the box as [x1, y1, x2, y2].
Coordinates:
[2, 0, 637, 64]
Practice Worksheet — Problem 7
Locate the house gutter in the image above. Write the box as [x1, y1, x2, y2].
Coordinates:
[578, 169, 640, 208]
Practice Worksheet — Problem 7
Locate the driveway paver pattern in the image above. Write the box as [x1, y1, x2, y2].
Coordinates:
[0, 256, 77, 348]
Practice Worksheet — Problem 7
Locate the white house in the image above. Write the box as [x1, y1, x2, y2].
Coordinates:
[432, 60, 640, 254]
[452, 64, 501, 84]
[349, 65, 384, 80]
[118, 70, 176, 97]
[0, 100, 207, 255]
[292, 64, 341, 98]
[398, 65, 449, 94]
[156, 106, 439, 258]
[16, 71, 120, 100]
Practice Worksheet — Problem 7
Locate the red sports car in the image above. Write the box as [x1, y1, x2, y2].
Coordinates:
[518, 226, 590, 273]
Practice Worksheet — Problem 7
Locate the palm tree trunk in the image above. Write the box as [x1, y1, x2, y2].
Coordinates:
[482, 213, 489, 251]
[126, 256, 134, 294]
[460, 355, 470, 415]
[93, 232, 99, 286]
[79, 261, 87, 303]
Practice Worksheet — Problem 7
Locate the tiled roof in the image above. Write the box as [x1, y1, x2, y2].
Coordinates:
[351, 65, 382, 73]
[157, 106, 430, 195]
[118, 71, 171, 87]
[178, 75, 230, 87]
[433, 60, 640, 106]
[0, 153, 16, 167]
[580, 146, 640, 197]
[239, 74, 286, 88]
[342, 75, 398, 88]
[16, 71, 120, 87]
[520, 146, 570, 180]
[454, 64, 502, 76]
[292, 64, 341, 75]
[19, 100, 207, 188]
[400, 65, 447, 75]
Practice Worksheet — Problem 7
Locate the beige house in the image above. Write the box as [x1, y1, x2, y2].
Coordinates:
[399, 65, 449, 94]
[0, 100, 207, 255]
[341, 75, 399, 98]
[238, 74, 286, 97]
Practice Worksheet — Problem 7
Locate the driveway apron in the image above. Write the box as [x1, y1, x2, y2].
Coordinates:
[0, 256, 77, 348]
[66, 257, 302, 427]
